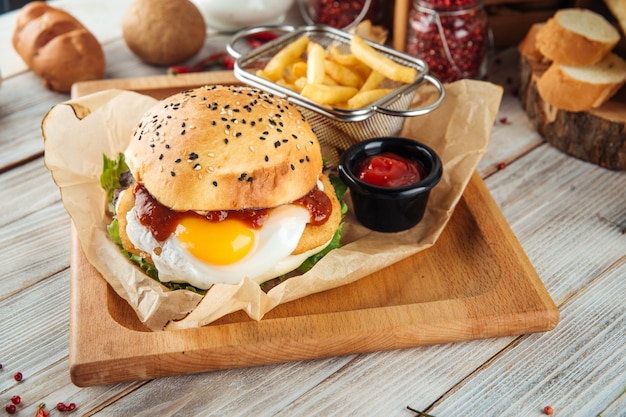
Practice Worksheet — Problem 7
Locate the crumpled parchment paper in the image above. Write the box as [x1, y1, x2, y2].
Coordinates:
[42, 79, 503, 331]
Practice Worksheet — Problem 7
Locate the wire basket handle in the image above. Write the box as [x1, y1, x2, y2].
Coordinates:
[226, 25, 297, 59]
[375, 74, 445, 117]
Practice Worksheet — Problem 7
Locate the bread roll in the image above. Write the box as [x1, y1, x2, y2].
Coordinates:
[535, 8, 620, 66]
[537, 53, 626, 112]
[11, 2, 105, 93]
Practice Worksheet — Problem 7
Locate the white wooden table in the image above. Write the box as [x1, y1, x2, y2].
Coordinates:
[1, 1, 624, 416]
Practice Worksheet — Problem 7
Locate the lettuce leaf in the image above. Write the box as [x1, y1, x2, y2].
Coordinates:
[100, 153, 129, 214]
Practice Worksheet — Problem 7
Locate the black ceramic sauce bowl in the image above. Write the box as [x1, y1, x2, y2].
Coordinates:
[338, 137, 443, 232]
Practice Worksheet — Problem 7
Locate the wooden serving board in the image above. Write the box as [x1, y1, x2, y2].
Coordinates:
[69, 72, 559, 387]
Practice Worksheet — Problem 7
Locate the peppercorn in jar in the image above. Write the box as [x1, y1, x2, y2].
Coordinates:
[406, 0, 488, 83]
[298, 0, 372, 30]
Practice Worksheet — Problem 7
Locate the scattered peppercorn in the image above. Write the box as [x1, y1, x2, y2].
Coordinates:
[497, 162, 506, 170]
[543, 405, 554, 415]
[10, 396, 20, 405]
[5, 403, 16, 414]
[13, 372, 23, 382]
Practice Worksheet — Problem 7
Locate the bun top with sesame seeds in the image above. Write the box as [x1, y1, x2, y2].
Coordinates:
[124, 85, 324, 211]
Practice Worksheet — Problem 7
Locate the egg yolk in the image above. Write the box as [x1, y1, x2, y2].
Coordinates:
[176, 216, 255, 265]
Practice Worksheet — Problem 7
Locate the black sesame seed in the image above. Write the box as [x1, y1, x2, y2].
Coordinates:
[235, 132, 242, 137]
[212, 120, 217, 126]
[165, 144, 170, 149]
[264, 155, 269, 162]
[175, 158, 182, 163]
[247, 177, 253, 182]
[181, 122, 186, 127]
[274, 141, 281, 148]
[290, 164, 295, 170]
[181, 129, 186, 135]
[193, 163, 201, 170]
[170, 171, 176, 176]
[188, 152, 199, 160]
[224, 138, 229, 144]
[159, 154, 164, 160]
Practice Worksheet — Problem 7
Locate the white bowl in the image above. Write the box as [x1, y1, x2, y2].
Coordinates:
[191, 0, 295, 32]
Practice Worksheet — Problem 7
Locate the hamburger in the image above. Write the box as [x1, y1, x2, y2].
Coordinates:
[101, 85, 345, 292]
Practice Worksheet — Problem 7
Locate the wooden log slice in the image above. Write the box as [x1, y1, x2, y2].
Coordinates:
[519, 56, 626, 171]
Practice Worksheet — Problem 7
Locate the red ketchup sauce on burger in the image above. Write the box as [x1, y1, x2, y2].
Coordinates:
[355, 152, 425, 188]
[133, 184, 331, 242]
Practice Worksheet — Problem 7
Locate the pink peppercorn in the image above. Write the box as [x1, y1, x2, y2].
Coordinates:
[406, 0, 488, 82]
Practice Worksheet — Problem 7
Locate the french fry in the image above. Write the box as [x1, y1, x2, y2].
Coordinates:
[346, 88, 393, 109]
[323, 74, 339, 85]
[306, 42, 326, 84]
[350, 34, 417, 84]
[359, 70, 386, 92]
[275, 78, 298, 92]
[324, 59, 362, 88]
[301, 84, 359, 105]
[294, 76, 308, 92]
[289, 61, 308, 78]
[327, 45, 361, 66]
[262, 35, 310, 81]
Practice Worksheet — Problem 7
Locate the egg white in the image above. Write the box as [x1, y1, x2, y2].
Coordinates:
[124, 203, 319, 289]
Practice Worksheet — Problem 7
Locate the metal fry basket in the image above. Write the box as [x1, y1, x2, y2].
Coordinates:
[228, 25, 445, 165]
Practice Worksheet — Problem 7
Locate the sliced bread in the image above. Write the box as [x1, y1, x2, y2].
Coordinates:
[604, 0, 626, 35]
[537, 53, 626, 112]
[536, 8, 620, 66]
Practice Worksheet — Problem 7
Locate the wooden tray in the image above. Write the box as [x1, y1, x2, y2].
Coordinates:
[69, 72, 559, 387]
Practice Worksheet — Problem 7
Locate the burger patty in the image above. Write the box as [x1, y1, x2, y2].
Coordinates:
[116, 173, 342, 262]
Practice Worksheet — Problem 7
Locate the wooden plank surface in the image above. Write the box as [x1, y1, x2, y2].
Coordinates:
[67, 74, 557, 387]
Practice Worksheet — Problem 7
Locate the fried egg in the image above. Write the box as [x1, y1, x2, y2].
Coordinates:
[124, 203, 321, 289]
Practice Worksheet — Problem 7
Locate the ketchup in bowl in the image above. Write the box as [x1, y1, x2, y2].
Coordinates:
[355, 152, 425, 188]
[338, 137, 443, 232]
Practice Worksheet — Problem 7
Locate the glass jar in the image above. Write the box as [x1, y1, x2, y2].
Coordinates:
[298, 0, 373, 30]
[406, 0, 488, 83]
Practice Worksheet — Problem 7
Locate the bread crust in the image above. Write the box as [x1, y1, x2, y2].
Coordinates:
[536, 54, 626, 112]
[125, 85, 324, 211]
[11, 2, 105, 92]
[535, 9, 619, 66]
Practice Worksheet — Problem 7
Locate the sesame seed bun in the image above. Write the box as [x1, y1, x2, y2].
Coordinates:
[124, 85, 324, 211]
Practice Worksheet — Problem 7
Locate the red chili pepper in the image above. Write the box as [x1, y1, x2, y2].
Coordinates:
[167, 51, 235, 75]
[36, 404, 51, 417]
[247, 31, 279, 49]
